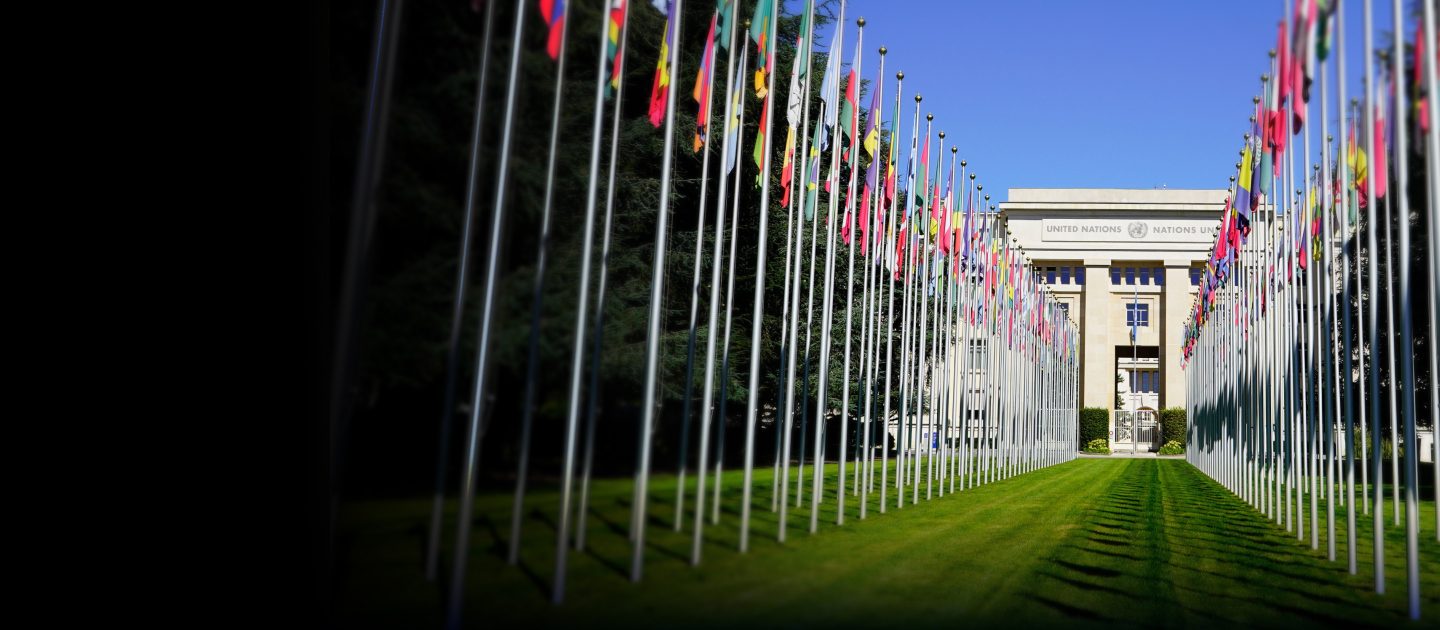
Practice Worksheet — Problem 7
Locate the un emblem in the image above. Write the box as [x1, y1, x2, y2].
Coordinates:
[1127, 221, 1148, 239]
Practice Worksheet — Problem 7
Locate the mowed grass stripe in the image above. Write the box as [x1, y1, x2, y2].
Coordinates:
[336, 459, 1439, 629]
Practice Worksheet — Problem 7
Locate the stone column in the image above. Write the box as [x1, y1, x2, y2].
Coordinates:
[1081, 260, 1113, 440]
[1161, 260, 1191, 411]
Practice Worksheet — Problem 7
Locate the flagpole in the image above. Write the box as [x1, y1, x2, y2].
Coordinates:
[547, 0, 614, 598]
[1335, 0, 1357, 573]
[713, 20, 750, 527]
[509, 0, 574, 566]
[577, 0, 634, 552]
[740, 0, 782, 554]
[778, 0, 816, 543]
[676, 7, 726, 536]
[1422, 0, 1440, 542]
[447, 0, 525, 625]
[425, 0, 495, 582]
[1389, 0, 1421, 615]
[1363, 0, 1384, 589]
[631, 0, 686, 582]
[690, 0, 741, 562]
[835, 18, 865, 525]
[879, 71, 902, 515]
[810, 1, 847, 533]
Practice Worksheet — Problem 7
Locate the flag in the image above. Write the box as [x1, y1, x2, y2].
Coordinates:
[1347, 113, 1367, 217]
[841, 69, 858, 150]
[753, 104, 769, 187]
[648, 0, 678, 127]
[692, 16, 718, 152]
[1268, 22, 1289, 162]
[539, 0, 567, 61]
[726, 43, 747, 174]
[749, 0, 773, 98]
[1374, 71, 1390, 199]
[805, 120, 822, 220]
[915, 133, 929, 214]
[1315, 0, 1335, 61]
[1236, 125, 1255, 228]
[1415, 19, 1431, 147]
[859, 71, 881, 252]
[714, 0, 733, 51]
[603, 1, 627, 98]
[784, 9, 808, 130]
[779, 126, 795, 203]
[816, 28, 840, 150]
[885, 94, 899, 207]
[1291, 0, 1317, 131]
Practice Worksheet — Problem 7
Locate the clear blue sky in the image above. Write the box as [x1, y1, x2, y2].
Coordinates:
[801, 0, 1405, 202]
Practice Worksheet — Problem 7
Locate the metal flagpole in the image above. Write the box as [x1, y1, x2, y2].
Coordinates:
[1389, 1, 1421, 614]
[713, 22, 750, 527]
[675, 6, 726, 535]
[549, 0, 613, 599]
[835, 18, 864, 526]
[740, 0, 782, 553]
[332, 0, 405, 604]
[425, 0, 495, 581]
[509, 0, 573, 565]
[1380, 51, 1401, 529]
[880, 72, 902, 515]
[1320, 50, 1336, 561]
[1363, 0, 1383, 588]
[857, 48, 887, 514]
[577, 0, 635, 553]
[1336, 0, 1357, 573]
[1422, 0, 1440, 542]
[779, 0, 817, 542]
[447, 0, 523, 625]
[691, 0, 741, 563]
[631, 0, 685, 582]
[810, 1, 847, 532]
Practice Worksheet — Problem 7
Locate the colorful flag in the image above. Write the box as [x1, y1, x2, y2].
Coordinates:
[1347, 113, 1367, 217]
[1291, 0, 1317, 131]
[816, 28, 840, 151]
[841, 69, 857, 151]
[714, 0, 733, 51]
[1374, 69, 1390, 199]
[647, 0, 678, 127]
[1236, 129, 1254, 227]
[692, 15, 718, 152]
[603, 1, 627, 98]
[749, 0, 773, 98]
[539, 0, 567, 61]
[725, 43, 747, 174]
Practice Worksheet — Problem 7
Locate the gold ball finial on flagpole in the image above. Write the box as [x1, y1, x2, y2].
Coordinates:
[976, 185, 983, 191]
[1269, 48, 1277, 58]
[1263, 74, 1270, 83]
[969, 173, 975, 179]
[745, 19, 751, 27]
[938, 131, 945, 138]
[857, 17, 865, 27]
[915, 94, 922, 102]
[880, 46, 887, 55]
[927, 113, 934, 121]
[1351, 98, 1358, 106]
[1253, 96, 1260, 104]
[961, 160, 967, 167]
[1327, 134, 1332, 142]
[897, 71, 904, 80]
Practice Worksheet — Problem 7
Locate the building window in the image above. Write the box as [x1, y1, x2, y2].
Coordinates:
[1111, 267, 1121, 284]
[1125, 267, 1136, 285]
[1126, 303, 1150, 327]
[1075, 268, 1085, 284]
[1046, 267, 1056, 284]
[1190, 268, 1201, 286]
[1153, 267, 1164, 286]
[1060, 266, 1070, 284]
[1139, 268, 1150, 285]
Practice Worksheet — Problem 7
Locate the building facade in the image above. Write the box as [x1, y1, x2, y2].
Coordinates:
[998, 189, 1224, 450]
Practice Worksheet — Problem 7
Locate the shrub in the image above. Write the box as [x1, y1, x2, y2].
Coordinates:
[1159, 407, 1186, 448]
[1079, 407, 1109, 447]
[1158, 440, 1184, 455]
[1084, 438, 1111, 454]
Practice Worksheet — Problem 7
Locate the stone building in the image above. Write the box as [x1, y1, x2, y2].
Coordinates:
[998, 188, 1225, 451]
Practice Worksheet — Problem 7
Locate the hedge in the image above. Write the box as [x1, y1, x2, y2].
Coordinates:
[1160, 407, 1186, 448]
[1079, 407, 1109, 448]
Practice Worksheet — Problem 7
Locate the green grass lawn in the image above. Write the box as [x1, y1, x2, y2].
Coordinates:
[336, 458, 1440, 628]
